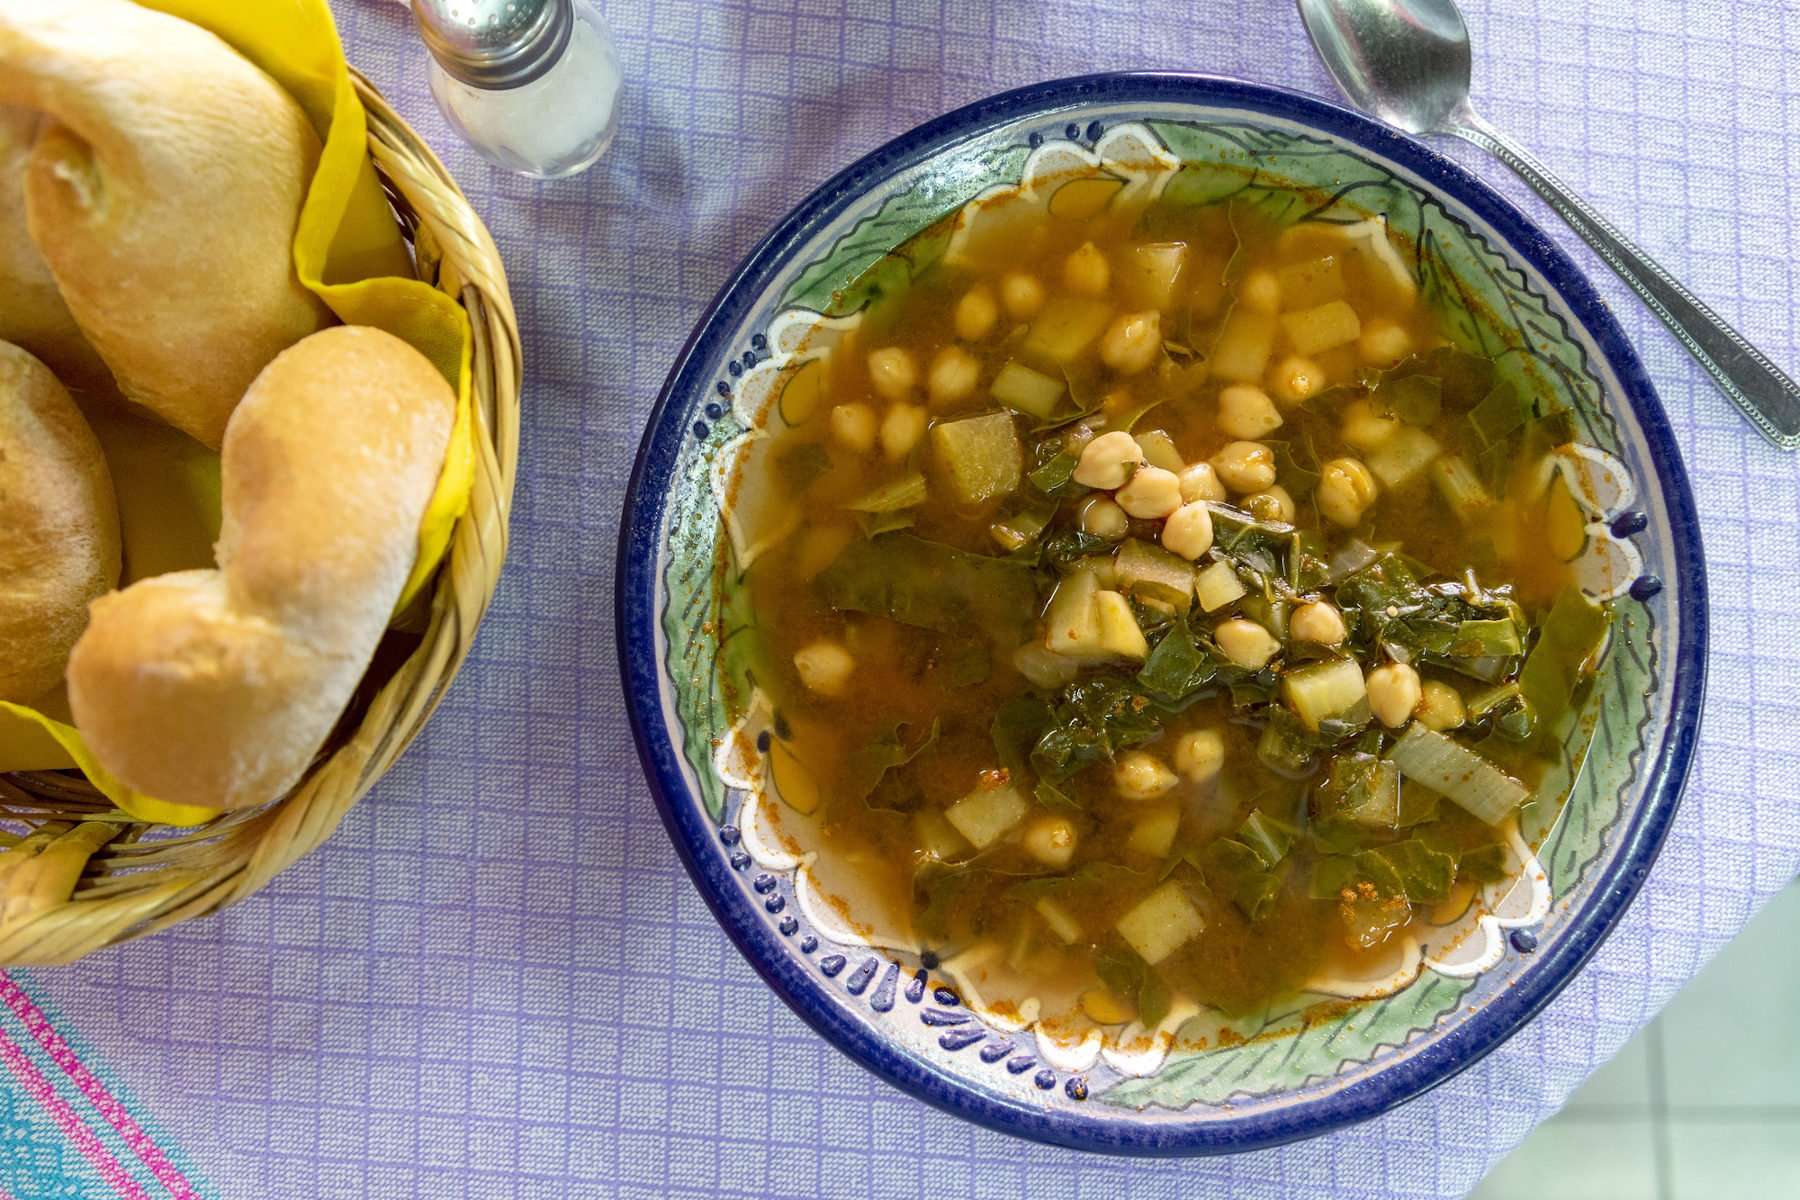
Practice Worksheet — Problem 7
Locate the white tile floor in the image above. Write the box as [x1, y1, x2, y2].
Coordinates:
[1470, 880, 1800, 1198]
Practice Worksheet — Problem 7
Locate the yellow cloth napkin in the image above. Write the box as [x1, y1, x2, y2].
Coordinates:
[0, 0, 476, 825]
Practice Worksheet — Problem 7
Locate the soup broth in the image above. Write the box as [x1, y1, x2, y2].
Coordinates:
[733, 183, 1612, 1035]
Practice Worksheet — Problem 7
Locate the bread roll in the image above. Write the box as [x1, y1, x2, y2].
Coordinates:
[0, 341, 119, 702]
[0, 0, 332, 448]
[68, 327, 454, 811]
[0, 106, 108, 392]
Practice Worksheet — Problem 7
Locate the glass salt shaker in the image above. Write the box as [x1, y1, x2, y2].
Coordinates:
[411, 0, 623, 180]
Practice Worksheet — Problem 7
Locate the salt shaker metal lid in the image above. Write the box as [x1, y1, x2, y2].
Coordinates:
[411, 0, 573, 90]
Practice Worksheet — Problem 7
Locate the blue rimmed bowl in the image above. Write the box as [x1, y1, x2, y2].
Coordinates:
[617, 73, 1706, 1155]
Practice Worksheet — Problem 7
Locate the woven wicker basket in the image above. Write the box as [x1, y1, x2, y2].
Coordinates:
[0, 73, 521, 965]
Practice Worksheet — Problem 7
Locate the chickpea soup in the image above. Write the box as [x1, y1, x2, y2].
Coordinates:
[730, 183, 1613, 1036]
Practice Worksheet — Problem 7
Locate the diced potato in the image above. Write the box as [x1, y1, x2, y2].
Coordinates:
[1280, 299, 1362, 356]
[1365, 425, 1442, 489]
[990, 359, 1065, 418]
[1209, 308, 1278, 382]
[1125, 805, 1181, 859]
[1095, 589, 1149, 661]
[912, 808, 968, 861]
[944, 784, 1028, 850]
[1275, 255, 1346, 308]
[1135, 427, 1185, 472]
[1122, 242, 1190, 311]
[1036, 897, 1083, 944]
[1045, 569, 1102, 657]
[1021, 295, 1114, 365]
[1069, 553, 1119, 590]
[1194, 559, 1248, 612]
[1115, 538, 1195, 608]
[1283, 658, 1368, 731]
[930, 411, 1022, 504]
[1115, 881, 1207, 966]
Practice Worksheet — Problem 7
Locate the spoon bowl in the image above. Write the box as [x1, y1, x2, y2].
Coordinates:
[1298, 0, 1800, 447]
[1296, 0, 1471, 133]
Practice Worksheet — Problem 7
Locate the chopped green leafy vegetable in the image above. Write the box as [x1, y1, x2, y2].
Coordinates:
[817, 533, 1039, 641]
[1519, 586, 1611, 741]
[776, 441, 832, 494]
[1239, 810, 1297, 868]
[1136, 620, 1222, 703]
[1095, 941, 1172, 1029]
[1386, 723, 1527, 825]
[845, 719, 940, 810]
[1031, 677, 1165, 783]
[846, 473, 927, 513]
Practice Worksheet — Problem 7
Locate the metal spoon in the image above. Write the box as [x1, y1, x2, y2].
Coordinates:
[1298, 0, 1800, 448]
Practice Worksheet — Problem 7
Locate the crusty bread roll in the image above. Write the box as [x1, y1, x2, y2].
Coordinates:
[67, 327, 454, 811]
[0, 0, 332, 448]
[0, 106, 109, 392]
[0, 340, 119, 703]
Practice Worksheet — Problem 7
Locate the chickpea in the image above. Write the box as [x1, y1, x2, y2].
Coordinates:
[1244, 484, 1295, 524]
[828, 403, 876, 453]
[1239, 268, 1280, 313]
[1080, 987, 1134, 1025]
[1098, 310, 1163, 375]
[1116, 465, 1182, 519]
[1290, 601, 1347, 646]
[927, 345, 981, 408]
[793, 640, 854, 696]
[1114, 750, 1177, 800]
[1358, 317, 1413, 367]
[1063, 241, 1111, 296]
[1217, 383, 1284, 439]
[1367, 662, 1423, 728]
[1173, 728, 1226, 782]
[1000, 271, 1046, 319]
[1022, 815, 1079, 867]
[954, 285, 999, 341]
[1013, 642, 1080, 690]
[1077, 495, 1130, 541]
[1161, 501, 1215, 561]
[1072, 429, 1145, 489]
[1340, 398, 1400, 451]
[1214, 617, 1280, 669]
[1178, 461, 1227, 503]
[867, 346, 917, 401]
[1210, 440, 1277, 494]
[1417, 680, 1467, 731]
[1317, 456, 1379, 527]
[879, 403, 927, 462]
[1267, 354, 1327, 404]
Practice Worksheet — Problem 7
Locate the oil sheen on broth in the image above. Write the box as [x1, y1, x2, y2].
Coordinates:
[734, 184, 1612, 1036]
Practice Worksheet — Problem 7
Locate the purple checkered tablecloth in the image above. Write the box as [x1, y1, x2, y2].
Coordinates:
[8, 2, 1798, 1196]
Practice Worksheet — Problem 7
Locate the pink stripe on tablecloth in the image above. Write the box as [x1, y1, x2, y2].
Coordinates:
[0, 975, 198, 1199]
[0, 1021, 146, 1200]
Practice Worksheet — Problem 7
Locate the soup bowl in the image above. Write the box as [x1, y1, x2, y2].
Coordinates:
[617, 73, 1706, 1155]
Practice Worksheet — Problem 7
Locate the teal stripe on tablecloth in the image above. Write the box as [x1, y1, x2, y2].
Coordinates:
[1, 972, 211, 1200]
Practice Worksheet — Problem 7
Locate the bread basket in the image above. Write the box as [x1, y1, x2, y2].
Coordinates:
[0, 72, 520, 965]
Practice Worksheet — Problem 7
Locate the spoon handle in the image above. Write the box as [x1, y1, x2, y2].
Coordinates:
[1450, 109, 1800, 449]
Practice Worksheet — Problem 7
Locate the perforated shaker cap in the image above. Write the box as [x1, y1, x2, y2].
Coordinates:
[411, 0, 573, 90]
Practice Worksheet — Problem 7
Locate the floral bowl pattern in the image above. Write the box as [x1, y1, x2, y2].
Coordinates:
[617, 74, 1707, 1155]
